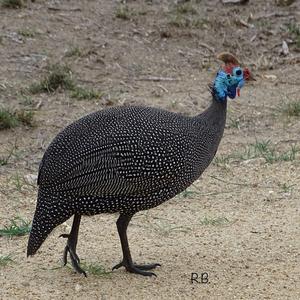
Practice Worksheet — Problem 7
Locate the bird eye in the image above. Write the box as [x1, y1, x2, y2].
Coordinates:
[236, 69, 242, 76]
[227, 74, 231, 79]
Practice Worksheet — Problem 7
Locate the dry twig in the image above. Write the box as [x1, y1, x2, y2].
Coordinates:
[135, 76, 178, 82]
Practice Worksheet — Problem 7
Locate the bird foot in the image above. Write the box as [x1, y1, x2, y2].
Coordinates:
[59, 234, 87, 277]
[112, 260, 160, 277]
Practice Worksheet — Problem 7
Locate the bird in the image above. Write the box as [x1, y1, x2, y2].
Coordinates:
[27, 52, 253, 277]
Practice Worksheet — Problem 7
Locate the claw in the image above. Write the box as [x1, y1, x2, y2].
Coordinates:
[134, 263, 161, 271]
[59, 234, 70, 239]
[112, 261, 160, 276]
[62, 246, 68, 266]
[59, 214, 86, 276]
[112, 261, 123, 271]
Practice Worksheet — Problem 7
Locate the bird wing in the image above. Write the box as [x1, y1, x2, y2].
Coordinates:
[38, 131, 188, 197]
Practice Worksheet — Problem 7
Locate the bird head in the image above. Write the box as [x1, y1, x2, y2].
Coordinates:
[213, 52, 254, 102]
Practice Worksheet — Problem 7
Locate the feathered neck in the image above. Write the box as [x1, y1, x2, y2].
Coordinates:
[193, 87, 227, 126]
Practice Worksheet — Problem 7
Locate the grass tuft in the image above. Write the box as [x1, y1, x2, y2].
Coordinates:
[0, 255, 14, 267]
[282, 101, 300, 117]
[64, 46, 82, 58]
[28, 64, 75, 94]
[0, 217, 31, 237]
[27, 64, 100, 101]
[0, 109, 19, 129]
[0, 149, 14, 166]
[240, 140, 299, 163]
[175, 3, 198, 15]
[10, 173, 25, 192]
[215, 140, 299, 165]
[115, 5, 131, 20]
[286, 22, 300, 48]
[17, 28, 36, 38]
[178, 189, 198, 198]
[227, 117, 240, 129]
[0, 108, 35, 130]
[70, 86, 102, 100]
[287, 22, 300, 35]
[14, 110, 34, 126]
[213, 155, 231, 167]
[80, 262, 111, 277]
[0, 142, 17, 166]
[278, 183, 295, 193]
[169, 15, 208, 29]
[168, 2, 208, 29]
[1, 0, 24, 8]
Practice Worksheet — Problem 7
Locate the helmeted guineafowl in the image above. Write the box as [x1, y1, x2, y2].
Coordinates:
[27, 53, 253, 277]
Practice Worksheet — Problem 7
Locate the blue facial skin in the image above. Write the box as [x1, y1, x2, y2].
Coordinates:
[213, 67, 245, 102]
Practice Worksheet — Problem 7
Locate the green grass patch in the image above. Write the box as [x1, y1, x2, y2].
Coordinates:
[10, 173, 25, 192]
[27, 64, 101, 101]
[175, 3, 198, 15]
[287, 22, 300, 36]
[278, 183, 295, 193]
[17, 28, 36, 38]
[0, 255, 14, 267]
[213, 155, 231, 167]
[286, 22, 300, 48]
[115, 5, 131, 20]
[0, 217, 31, 237]
[215, 140, 299, 165]
[282, 101, 300, 117]
[70, 86, 102, 100]
[1, 0, 25, 8]
[0, 142, 17, 166]
[0, 108, 35, 130]
[256, 19, 272, 31]
[80, 262, 111, 277]
[19, 95, 34, 107]
[64, 46, 82, 58]
[239, 140, 299, 163]
[227, 117, 240, 129]
[169, 14, 208, 29]
[28, 64, 75, 94]
[0, 109, 19, 129]
[145, 218, 192, 237]
[0, 148, 14, 166]
[15, 110, 34, 126]
[115, 4, 146, 20]
[178, 189, 198, 198]
[168, 2, 209, 29]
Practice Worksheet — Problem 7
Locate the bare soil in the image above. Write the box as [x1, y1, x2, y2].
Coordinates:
[0, 1, 299, 299]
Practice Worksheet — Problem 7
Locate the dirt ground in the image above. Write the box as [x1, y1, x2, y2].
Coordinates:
[0, 0, 299, 299]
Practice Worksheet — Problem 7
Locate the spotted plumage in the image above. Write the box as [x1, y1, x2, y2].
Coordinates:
[27, 62, 251, 277]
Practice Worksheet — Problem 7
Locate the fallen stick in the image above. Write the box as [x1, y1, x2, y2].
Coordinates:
[135, 76, 179, 82]
[221, 0, 249, 4]
[252, 12, 290, 20]
[47, 6, 81, 11]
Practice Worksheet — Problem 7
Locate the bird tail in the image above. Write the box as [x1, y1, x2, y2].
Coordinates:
[27, 189, 74, 257]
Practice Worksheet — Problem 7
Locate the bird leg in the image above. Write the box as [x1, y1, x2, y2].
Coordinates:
[112, 214, 161, 277]
[60, 214, 86, 277]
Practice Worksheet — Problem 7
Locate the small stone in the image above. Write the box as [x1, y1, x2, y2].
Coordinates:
[263, 74, 277, 81]
[24, 174, 38, 185]
[241, 158, 265, 166]
[281, 41, 289, 56]
[75, 284, 82, 292]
